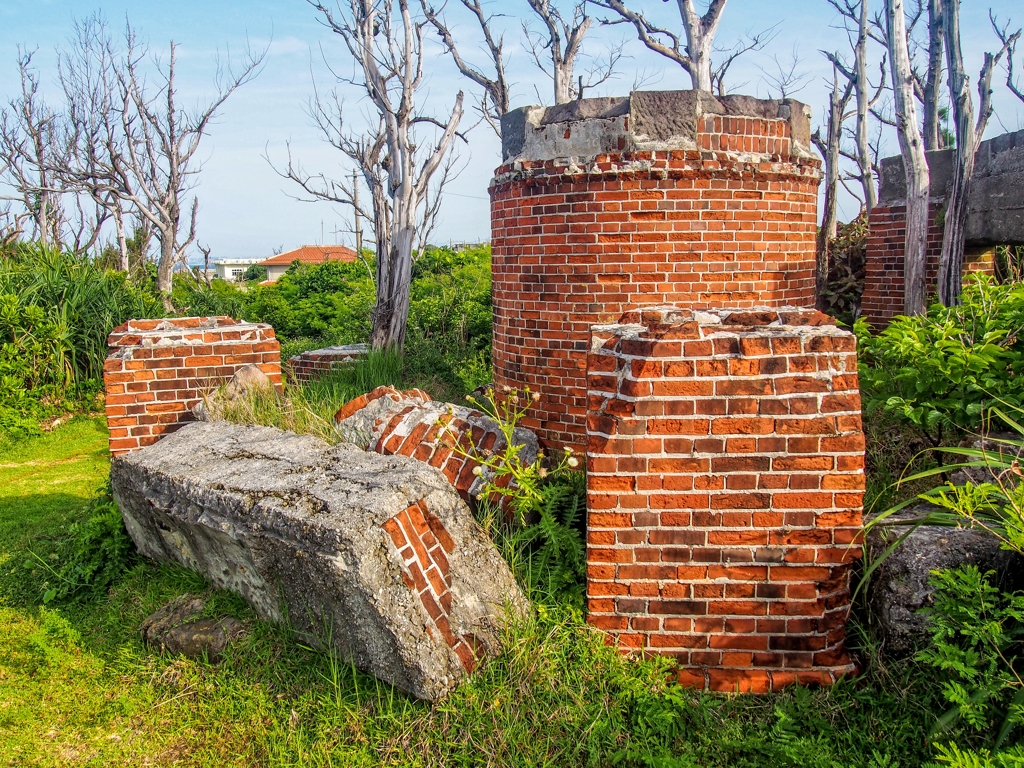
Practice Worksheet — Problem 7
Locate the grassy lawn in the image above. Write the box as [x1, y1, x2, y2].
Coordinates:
[0, 418, 960, 766]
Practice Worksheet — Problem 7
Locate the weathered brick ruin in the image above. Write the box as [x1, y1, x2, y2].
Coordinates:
[491, 91, 821, 450]
[103, 317, 281, 455]
[333, 385, 538, 508]
[288, 343, 367, 383]
[862, 128, 1024, 325]
[586, 306, 863, 691]
[102, 88, 868, 694]
[491, 90, 863, 690]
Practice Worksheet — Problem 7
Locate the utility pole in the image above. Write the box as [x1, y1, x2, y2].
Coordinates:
[353, 169, 363, 255]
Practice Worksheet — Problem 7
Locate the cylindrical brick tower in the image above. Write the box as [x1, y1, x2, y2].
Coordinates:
[490, 90, 821, 448]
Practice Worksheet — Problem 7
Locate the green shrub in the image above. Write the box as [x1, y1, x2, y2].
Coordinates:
[447, 386, 587, 604]
[0, 244, 162, 435]
[916, 566, 1024, 747]
[28, 483, 137, 604]
[856, 275, 1024, 445]
[929, 743, 1024, 767]
[821, 214, 868, 326]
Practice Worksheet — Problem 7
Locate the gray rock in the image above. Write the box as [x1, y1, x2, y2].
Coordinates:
[110, 421, 528, 700]
[867, 507, 1022, 654]
[193, 364, 273, 421]
[141, 595, 246, 661]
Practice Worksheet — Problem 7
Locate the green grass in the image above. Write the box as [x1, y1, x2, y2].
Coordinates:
[0, 416, 982, 766]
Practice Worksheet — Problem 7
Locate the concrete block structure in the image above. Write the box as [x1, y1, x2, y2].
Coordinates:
[103, 317, 281, 455]
[491, 90, 822, 450]
[862, 128, 1024, 325]
[585, 306, 863, 691]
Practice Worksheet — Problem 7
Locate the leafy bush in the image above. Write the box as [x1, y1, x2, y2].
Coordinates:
[28, 483, 137, 604]
[821, 214, 868, 326]
[445, 386, 587, 603]
[0, 244, 162, 436]
[917, 566, 1024, 747]
[929, 743, 1024, 767]
[856, 275, 1024, 445]
[242, 258, 375, 342]
[241, 245, 493, 400]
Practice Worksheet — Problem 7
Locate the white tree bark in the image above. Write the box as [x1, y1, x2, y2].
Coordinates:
[115, 33, 263, 308]
[300, 0, 465, 350]
[423, 0, 509, 137]
[936, 0, 1014, 305]
[886, 0, 930, 316]
[812, 67, 855, 307]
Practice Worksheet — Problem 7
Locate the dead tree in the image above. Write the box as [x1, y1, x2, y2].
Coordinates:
[935, 2, 1017, 306]
[992, 13, 1024, 104]
[422, 0, 509, 136]
[522, 0, 620, 104]
[593, 0, 727, 91]
[116, 28, 264, 309]
[920, 0, 945, 150]
[811, 64, 856, 306]
[293, 0, 465, 350]
[55, 15, 132, 267]
[885, 0, 930, 315]
[709, 26, 778, 96]
[827, 0, 888, 212]
[764, 46, 811, 99]
[0, 50, 68, 250]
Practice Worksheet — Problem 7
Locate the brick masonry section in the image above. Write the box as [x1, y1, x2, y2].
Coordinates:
[288, 343, 368, 384]
[103, 317, 282, 455]
[492, 94, 821, 450]
[861, 201, 993, 326]
[382, 500, 483, 671]
[585, 306, 864, 692]
[334, 386, 524, 507]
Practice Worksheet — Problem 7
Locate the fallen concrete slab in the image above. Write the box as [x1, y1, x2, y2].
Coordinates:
[111, 420, 528, 700]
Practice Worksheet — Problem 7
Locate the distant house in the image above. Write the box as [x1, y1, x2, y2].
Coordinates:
[257, 245, 359, 284]
[212, 257, 263, 282]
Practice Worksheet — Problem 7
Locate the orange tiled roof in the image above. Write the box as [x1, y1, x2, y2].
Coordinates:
[258, 245, 358, 267]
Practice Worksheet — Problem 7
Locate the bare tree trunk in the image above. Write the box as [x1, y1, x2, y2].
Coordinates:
[813, 68, 855, 310]
[113, 204, 129, 271]
[854, 1, 877, 211]
[936, 0, 1012, 305]
[157, 228, 175, 309]
[923, 0, 945, 150]
[523, 1, 617, 105]
[296, 0, 464, 351]
[886, 0, 930, 316]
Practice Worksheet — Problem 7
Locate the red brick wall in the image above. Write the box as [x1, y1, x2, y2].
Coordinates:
[491, 119, 821, 449]
[585, 306, 864, 692]
[103, 317, 281, 455]
[862, 201, 994, 326]
[382, 499, 482, 672]
[334, 386, 525, 507]
[288, 344, 367, 384]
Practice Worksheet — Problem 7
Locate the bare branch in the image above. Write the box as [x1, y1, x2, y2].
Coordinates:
[422, 0, 509, 136]
[991, 11, 1024, 104]
[593, 0, 728, 91]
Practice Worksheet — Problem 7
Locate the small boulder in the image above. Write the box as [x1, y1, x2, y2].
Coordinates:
[141, 595, 246, 661]
[193, 364, 273, 421]
[866, 507, 1022, 654]
[111, 421, 528, 701]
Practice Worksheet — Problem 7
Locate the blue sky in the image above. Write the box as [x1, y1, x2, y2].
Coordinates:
[1, 0, 1022, 261]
